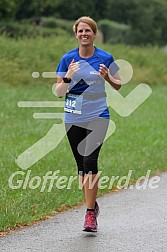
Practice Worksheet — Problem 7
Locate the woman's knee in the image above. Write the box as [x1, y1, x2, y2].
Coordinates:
[83, 157, 98, 174]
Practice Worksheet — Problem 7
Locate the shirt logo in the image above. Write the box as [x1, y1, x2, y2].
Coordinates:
[90, 71, 100, 75]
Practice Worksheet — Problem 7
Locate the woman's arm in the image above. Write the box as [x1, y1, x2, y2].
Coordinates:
[99, 64, 121, 90]
[55, 77, 69, 97]
[55, 59, 80, 97]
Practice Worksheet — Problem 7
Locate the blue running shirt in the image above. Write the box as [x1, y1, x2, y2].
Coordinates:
[56, 46, 118, 123]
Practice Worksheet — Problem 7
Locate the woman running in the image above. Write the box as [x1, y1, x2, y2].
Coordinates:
[56, 16, 121, 232]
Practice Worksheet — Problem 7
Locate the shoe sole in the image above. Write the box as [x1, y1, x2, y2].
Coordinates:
[83, 227, 97, 232]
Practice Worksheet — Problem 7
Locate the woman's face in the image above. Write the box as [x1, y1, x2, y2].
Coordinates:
[76, 22, 96, 46]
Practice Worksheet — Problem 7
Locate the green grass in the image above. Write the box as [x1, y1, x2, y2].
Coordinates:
[0, 82, 166, 232]
[0, 35, 167, 232]
[0, 35, 167, 86]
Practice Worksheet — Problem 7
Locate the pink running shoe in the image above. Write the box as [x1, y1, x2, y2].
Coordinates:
[83, 210, 97, 232]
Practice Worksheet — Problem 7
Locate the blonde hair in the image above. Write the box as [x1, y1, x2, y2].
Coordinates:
[73, 16, 97, 34]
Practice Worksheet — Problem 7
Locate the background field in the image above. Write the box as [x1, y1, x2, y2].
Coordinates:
[0, 35, 167, 232]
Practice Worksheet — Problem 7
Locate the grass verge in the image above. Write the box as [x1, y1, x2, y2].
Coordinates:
[0, 82, 166, 232]
[0, 35, 167, 232]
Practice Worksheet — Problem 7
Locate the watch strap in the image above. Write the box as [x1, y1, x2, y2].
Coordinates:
[63, 77, 71, 83]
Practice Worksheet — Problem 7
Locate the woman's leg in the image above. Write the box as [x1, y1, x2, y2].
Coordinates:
[83, 174, 99, 209]
[65, 123, 88, 204]
[81, 118, 109, 209]
[65, 123, 87, 176]
[65, 118, 109, 209]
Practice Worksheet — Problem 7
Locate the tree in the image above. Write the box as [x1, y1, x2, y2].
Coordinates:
[106, 0, 167, 45]
[15, 0, 62, 20]
[53, 0, 109, 21]
[0, 0, 17, 19]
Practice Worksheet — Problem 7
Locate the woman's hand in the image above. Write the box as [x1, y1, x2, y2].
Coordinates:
[65, 59, 80, 79]
[99, 64, 110, 81]
[99, 63, 121, 90]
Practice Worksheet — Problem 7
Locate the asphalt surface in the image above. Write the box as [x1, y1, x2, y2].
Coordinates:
[0, 172, 167, 252]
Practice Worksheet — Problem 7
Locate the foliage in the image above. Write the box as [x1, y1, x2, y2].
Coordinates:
[106, 0, 167, 45]
[98, 19, 130, 44]
[0, 0, 17, 19]
[0, 0, 167, 45]
[15, 0, 62, 19]
[0, 20, 66, 38]
[42, 17, 74, 35]
[52, 0, 109, 21]
[0, 17, 75, 38]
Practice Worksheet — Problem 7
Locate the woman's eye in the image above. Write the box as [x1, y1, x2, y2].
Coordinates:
[78, 29, 91, 33]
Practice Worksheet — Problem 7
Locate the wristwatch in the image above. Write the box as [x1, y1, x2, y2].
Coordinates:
[63, 77, 71, 83]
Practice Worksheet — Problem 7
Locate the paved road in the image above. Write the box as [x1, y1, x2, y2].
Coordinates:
[0, 172, 167, 252]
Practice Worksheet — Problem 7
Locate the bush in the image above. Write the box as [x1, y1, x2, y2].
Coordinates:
[0, 21, 38, 38]
[98, 19, 131, 44]
[42, 17, 58, 28]
[0, 21, 66, 38]
[0, 18, 74, 39]
[42, 17, 74, 35]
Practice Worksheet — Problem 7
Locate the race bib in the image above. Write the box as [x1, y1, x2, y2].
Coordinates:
[65, 93, 83, 114]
